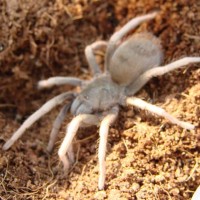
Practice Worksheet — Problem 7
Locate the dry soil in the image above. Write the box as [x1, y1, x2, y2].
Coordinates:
[0, 0, 200, 199]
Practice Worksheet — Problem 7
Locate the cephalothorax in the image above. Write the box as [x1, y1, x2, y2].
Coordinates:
[3, 12, 200, 190]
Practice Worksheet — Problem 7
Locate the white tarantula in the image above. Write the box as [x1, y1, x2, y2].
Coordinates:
[3, 12, 200, 190]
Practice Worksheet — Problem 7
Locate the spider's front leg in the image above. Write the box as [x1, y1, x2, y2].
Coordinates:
[98, 106, 119, 190]
[58, 114, 100, 171]
[3, 92, 75, 151]
[47, 103, 71, 153]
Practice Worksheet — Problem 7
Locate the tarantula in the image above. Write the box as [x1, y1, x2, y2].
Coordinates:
[3, 12, 200, 190]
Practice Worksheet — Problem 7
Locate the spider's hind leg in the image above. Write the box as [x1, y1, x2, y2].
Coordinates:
[106, 12, 158, 69]
[126, 97, 195, 130]
[85, 41, 107, 75]
[126, 57, 200, 96]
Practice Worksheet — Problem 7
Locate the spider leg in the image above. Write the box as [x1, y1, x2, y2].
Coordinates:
[3, 92, 75, 151]
[85, 41, 107, 75]
[98, 106, 119, 190]
[126, 97, 195, 130]
[47, 103, 75, 164]
[58, 114, 99, 171]
[191, 185, 200, 200]
[47, 103, 71, 153]
[110, 12, 157, 42]
[106, 12, 158, 69]
[38, 77, 83, 89]
[67, 142, 75, 164]
[126, 57, 200, 96]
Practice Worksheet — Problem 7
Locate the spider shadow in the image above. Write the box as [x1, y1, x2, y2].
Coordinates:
[143, 65, 197, 105]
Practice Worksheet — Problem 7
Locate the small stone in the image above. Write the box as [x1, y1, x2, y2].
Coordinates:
[108, 189, 121, 200]
[154, 174, 165, 183]
[131, 182, 140, 192]
[94, 191, 107, 200]
[170, 188, 180, 196]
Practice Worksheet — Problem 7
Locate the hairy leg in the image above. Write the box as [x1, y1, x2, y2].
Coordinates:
[85, 41, 107, 75]
[67, 142, 75, 164]
[191, 185, 200, 200]
[38, 77, 83, 89]
[98, 106, 119, 190]
[106, 12, 158, 69]
[58, 114, 100, 171]
[3, 92, 75, 151]
[47, 103, 71, 152]
[126, 97, 194, 130]
[47, 103, 76, 163]
[126, 57, 200, 96]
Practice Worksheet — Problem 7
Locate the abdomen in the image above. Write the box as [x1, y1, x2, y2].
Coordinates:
[109, 33, 163, 86]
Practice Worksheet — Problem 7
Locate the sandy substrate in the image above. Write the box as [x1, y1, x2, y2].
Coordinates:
[0, 0, 200, 199]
